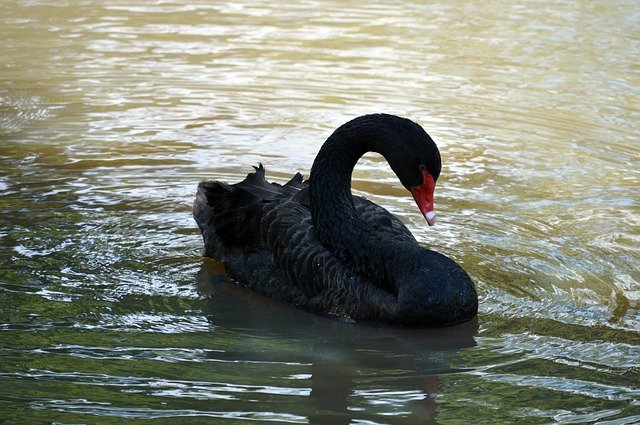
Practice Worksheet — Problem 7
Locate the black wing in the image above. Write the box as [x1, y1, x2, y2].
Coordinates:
[193, 165, 409, 322]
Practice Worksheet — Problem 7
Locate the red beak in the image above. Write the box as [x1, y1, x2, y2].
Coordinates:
[409, 171, 436, 226]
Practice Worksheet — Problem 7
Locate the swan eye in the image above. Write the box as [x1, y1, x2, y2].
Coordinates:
[419, 164, 427, 172]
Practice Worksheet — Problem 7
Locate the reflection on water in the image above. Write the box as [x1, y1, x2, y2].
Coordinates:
[1, 0, 639, 423]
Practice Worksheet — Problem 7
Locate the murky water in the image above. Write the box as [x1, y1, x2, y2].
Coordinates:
[1, 0, 639, 423]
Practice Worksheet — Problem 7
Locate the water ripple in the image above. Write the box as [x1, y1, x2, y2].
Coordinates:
[2, 0, 639, 423]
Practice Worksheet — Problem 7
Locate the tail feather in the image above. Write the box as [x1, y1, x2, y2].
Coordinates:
[234, 164, 282, 201]
[193, 182, 221, 257]
[194, 164, 307, 258]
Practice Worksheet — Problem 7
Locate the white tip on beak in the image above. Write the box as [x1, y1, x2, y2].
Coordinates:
[424, 210, 436, 226]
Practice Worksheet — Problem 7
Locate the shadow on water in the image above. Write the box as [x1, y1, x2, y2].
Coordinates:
[196, 259, 478, 424]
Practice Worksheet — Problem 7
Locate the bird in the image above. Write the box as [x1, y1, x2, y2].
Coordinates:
[193, 113, 478, 327]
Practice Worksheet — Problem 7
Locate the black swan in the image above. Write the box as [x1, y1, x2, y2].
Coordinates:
[193, 114, 478, 327]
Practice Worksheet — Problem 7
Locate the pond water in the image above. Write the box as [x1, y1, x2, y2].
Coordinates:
[1, 0, 639, 423]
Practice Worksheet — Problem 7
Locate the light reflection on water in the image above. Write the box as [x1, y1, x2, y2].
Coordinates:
[1, 0, 639, 423]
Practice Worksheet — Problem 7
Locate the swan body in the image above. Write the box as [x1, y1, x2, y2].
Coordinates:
[194, 114, 478, 327]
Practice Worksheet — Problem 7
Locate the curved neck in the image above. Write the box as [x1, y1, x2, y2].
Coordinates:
[308, 115, 407, 281]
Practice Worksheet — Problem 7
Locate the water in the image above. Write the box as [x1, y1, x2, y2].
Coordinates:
[1, 0, 639, 423]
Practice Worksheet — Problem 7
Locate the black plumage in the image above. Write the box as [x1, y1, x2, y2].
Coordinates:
[193, 114, 478, 327]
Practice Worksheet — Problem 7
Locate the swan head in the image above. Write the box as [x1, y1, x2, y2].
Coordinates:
[377, 115, 441, 226]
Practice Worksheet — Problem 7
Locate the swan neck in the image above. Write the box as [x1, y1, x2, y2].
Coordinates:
[308, 117, 391, 252]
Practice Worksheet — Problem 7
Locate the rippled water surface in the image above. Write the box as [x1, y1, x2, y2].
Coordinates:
[1, 0, 639, 423]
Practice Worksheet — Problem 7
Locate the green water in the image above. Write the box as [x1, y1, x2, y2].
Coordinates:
[1, 0, 639, 423]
